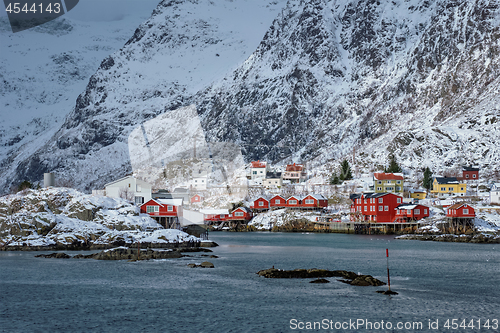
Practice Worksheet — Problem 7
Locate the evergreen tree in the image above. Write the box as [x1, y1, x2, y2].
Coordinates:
[329, 173, 340, 185]
[423, 167, 433, 191]
[340, 159, 353, 181]
[385, 154, 402, 173]
[17, 180, 32, 192]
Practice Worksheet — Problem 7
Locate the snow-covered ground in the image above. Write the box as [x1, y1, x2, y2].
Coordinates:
[0, 187, 200, 248]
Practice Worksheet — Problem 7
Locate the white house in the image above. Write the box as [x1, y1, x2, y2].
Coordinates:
[490, 183, 500, 204]
[263, 172, 282, 188]
[250, 161, 268, 180]
[105, 176, 152, 205]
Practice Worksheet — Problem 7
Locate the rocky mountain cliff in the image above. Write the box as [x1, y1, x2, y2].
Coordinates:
[2, 0, 500, 193]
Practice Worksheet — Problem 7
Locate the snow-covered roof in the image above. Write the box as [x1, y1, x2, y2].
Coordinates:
[306, 194, 326, 200]
[373, 173, 404, 180]
[200, 209, 229, 215]
[434, 177, 461, 184]
[157, 198, 183, 206]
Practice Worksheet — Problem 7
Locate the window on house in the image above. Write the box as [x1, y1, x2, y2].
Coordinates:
[253, 171, 257, 174]
[371, 206, 374, 212]
[448, 187, 454, 191]
[379, 198, 383, 203]
[463, 209, 469, 214]
[289, 200, 297, 205]
[235, 212, 244, 217]
[424, 209, 427, 214]
[387, 180, 391, 184]
[466, 174, 469, 178]
[385, 206, 389, 211]
[220, 214, 225, 218]
[378, 181, 382, 184]
[305, 199, 314, 204]
[396, 186, 401, 191]
[146, 206, 159, 213]
[415, 209, 420, 214]
[461, 187, 464, 191]
[407, 209, 411, 214]
[473, 174, 476, 178]
[441, 187, 446, 191]
[135, 197, 144, 205]
[397, 198, 401, 203]
[377, 187, 382, 191]
[259, 201, 264, 206]
[379, 206, 383, 211]
[275, 199, 280, 204]
[397, 180, 401, 184]
[364, 206, 367, 211]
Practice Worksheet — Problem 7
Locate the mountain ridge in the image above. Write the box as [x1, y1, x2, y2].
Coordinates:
[1, 0, 499, 193]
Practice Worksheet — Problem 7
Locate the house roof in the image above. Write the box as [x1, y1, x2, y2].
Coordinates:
[157, 198, 183, 206]
[232, 206, 251, 213]
[251, 160, 267, 168]
[434, 177, 461, 184]
[285, 163, 304, 172]
[462, 166, 479, 172]
[409, 189, 426, 193]
[447, 202, 473, 210]
[265, 172, 282, 179]
[253, 196, 270, 202]
[306, 194, 327, 200]
[373, 173, 404, 181]
[200, 209, 229, 215]
[397, 203, 428, 210]
[105, 175, 152, 187]
[350, 192, 392, 200]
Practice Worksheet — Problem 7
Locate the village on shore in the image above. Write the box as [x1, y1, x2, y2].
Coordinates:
[89, 158, 500, 239]
[1, 157, 500, 251]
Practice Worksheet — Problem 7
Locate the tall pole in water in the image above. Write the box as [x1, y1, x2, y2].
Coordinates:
[386, 248, 391, 291]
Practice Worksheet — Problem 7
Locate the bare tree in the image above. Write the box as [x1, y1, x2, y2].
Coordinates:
[119, 187, 134, 201]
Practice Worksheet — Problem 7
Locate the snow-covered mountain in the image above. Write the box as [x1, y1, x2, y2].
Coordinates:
[1, 0, 499, 193]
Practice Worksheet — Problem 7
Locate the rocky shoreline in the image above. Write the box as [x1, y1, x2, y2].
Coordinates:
[396, 233, 500, 243]
[34, 246, 215, 261]
[1, 240, 219, 251]
[256, 268, 386, 286]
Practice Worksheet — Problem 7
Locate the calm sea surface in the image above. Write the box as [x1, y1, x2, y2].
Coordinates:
[0, 233, 499, 333]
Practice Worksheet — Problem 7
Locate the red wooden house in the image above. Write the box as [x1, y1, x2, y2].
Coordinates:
[286, 195, 302, 208]
[200, 209, 229, 224]
[462, 167, 479, 180]
[270, 195, 287, 208]
[350, 192, 403, 223]
[301, 194, 328, 209]
[190, 194, 204, 204]
[395, 204, 430, 223]
[250, 197, 270, 210]
[227, 207, 253, 222]
[446, 203, 476, 218]
[140, 198, 183, 229]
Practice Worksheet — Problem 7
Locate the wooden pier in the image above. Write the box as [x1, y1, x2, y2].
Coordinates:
[326, 221, 422, 234]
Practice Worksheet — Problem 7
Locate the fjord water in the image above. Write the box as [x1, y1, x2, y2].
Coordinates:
[0, 233, 498, 332]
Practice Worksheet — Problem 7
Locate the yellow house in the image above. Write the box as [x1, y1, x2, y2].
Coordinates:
[431, 177, 466, 198]
[409, 189, 427, 200]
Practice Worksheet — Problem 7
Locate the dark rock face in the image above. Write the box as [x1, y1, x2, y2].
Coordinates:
[35, 252, 71, 259]
[4, 0, 499, 192]
[256, 268, 385, 286]
[310, 278, 330, 283]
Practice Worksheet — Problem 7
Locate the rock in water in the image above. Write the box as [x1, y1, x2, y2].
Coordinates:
[200, 261, 214, 268]
[310, 278, 330, 283]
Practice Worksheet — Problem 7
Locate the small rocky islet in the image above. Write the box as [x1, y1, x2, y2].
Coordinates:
[256, 268, 386, 286]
